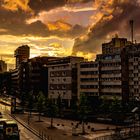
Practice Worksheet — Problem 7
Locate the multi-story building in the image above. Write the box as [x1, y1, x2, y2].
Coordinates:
[97, 53, 123, 100]
[0, 60, 7, 72]
[102, 37, 131, 54]
[14, 45, 30, 68]
[78, 61, 99, 99]
[11, 56, 57, 97]
[0, 71, 11, 95]
[48, 56, 84, 108]
[125, 44, 140, 100]
[78, 37, 131, 101]
[10, 68, 20, 96]
[27, 56, 57, 95]
[10, 37, 140, 106]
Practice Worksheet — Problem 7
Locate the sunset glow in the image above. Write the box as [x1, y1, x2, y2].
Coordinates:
[0, 0, 140, 69]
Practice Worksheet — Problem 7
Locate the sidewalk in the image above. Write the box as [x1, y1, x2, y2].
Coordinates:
[15, 113, 116, 140]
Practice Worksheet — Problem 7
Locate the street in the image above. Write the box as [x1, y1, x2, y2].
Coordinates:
[0, 101, 118, 140]
[0, 104, 41, 140]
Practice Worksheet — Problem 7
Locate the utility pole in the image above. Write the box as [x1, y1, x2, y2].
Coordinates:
[130, 20, 134, 43]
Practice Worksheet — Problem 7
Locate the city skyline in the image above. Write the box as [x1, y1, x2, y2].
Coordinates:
[1, 0, 140, 70]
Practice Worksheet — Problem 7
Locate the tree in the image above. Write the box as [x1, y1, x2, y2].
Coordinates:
[27, 90, 35, 116]
[109, 96, 122, 113]
[26, 90, 35, 124]
[78, 94, 91, 134]
[99, 96, 111, 113]
[20, 91, 28, 110]
[36, 91, 45, 121]
[45, 98, 58, 128]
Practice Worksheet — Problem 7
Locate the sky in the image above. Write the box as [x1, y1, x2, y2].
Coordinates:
[0, 0, 140, 70]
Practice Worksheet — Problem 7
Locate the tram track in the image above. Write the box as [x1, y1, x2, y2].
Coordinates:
[9, 113, 48, 140]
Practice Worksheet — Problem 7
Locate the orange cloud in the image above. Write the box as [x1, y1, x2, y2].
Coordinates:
[76, 51, 96, 61]
[0, 28, 8, 33]
[47, 21, 72, 31]
[2, 0, 32, 12]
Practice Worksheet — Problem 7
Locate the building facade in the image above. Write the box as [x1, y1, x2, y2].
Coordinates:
[48, 56, 84, 107]
[125, 44, 140, 100]
[78, 37, 132, 101]
[0, 60, 7, 73]
[14, 45, 30, 68]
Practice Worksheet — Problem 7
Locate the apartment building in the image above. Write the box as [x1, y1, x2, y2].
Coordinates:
[102, 37, 131, 54]
[125, 44, 140, 100]
[48, 56, 84, 108]
[14, 45, 30, 68]
[78, 61, 99, 99]
[78, 37, 131, 101]
[11, 68, 20, 96]
[97, 54, 123, 99]
[11, 56, 57, 97]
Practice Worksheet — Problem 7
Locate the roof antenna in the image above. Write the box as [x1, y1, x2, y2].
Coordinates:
[129, 20, 134, 43]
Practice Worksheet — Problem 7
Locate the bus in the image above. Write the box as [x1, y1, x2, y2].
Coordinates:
[0, 119, 8, 140]
[3, 120, 20, 140]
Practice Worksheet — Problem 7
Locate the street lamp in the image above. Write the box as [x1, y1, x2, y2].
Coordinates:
[131, 107, 139, 133]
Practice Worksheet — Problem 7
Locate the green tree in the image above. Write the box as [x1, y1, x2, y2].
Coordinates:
[20, 91, 28, 110]
[46, 98, 58, 128]
[99, 96, 110, 113]
[109, 96, 122, 113]
[78, 94, 91, 134]
[27, 90, 34, 116]
[26, 90, 35, 124]
[36, 91, 45, 121]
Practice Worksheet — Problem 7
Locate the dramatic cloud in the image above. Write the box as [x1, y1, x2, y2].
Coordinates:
[1, 0, 140, 69]
[72, 0, 140, 59]
[26, 1, 94, 27]
[0, 34, 74, 69]
[1, 0, 32, 12]
[47, 20, 72, 31]
[28, 0, 93, 14]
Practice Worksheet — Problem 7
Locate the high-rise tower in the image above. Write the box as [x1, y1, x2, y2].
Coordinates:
[14, 45, 30, 68]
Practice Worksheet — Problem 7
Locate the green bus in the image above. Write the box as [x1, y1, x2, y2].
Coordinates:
[3, 120, 20, 140]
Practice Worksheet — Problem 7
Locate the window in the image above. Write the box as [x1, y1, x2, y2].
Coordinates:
[62, 85, 66, 89]
[63, 78, 66, 82]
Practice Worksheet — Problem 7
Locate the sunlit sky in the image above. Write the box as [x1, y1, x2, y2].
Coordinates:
[0, 0, 140, 70]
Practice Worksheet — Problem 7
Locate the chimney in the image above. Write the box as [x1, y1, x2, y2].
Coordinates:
[129, 20, 134, 43]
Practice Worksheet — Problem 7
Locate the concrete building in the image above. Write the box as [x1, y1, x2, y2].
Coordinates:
[97, 53, 123, 99]
[78, 61, 99, 99]
[78, 37, 131, 101]
[102, 37, 131, 55]
[11, 56, 57, 97]
[14, 45, 30, 68]
[125, 44, 140, 100]
[47, 56, 84, 107]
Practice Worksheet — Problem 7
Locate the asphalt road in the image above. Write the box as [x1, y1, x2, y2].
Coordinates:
[0, 104, 41, 140]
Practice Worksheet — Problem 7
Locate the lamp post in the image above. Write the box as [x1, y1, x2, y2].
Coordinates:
[131, 107, 138, 133]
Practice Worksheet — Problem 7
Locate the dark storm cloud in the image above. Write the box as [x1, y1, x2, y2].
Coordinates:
[29, 0, 68, 14]
[0, 0, 89, 37]
[0, 9, 49, 36]
[72, 0, 140, 55]
[29, 0, 93, 13]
